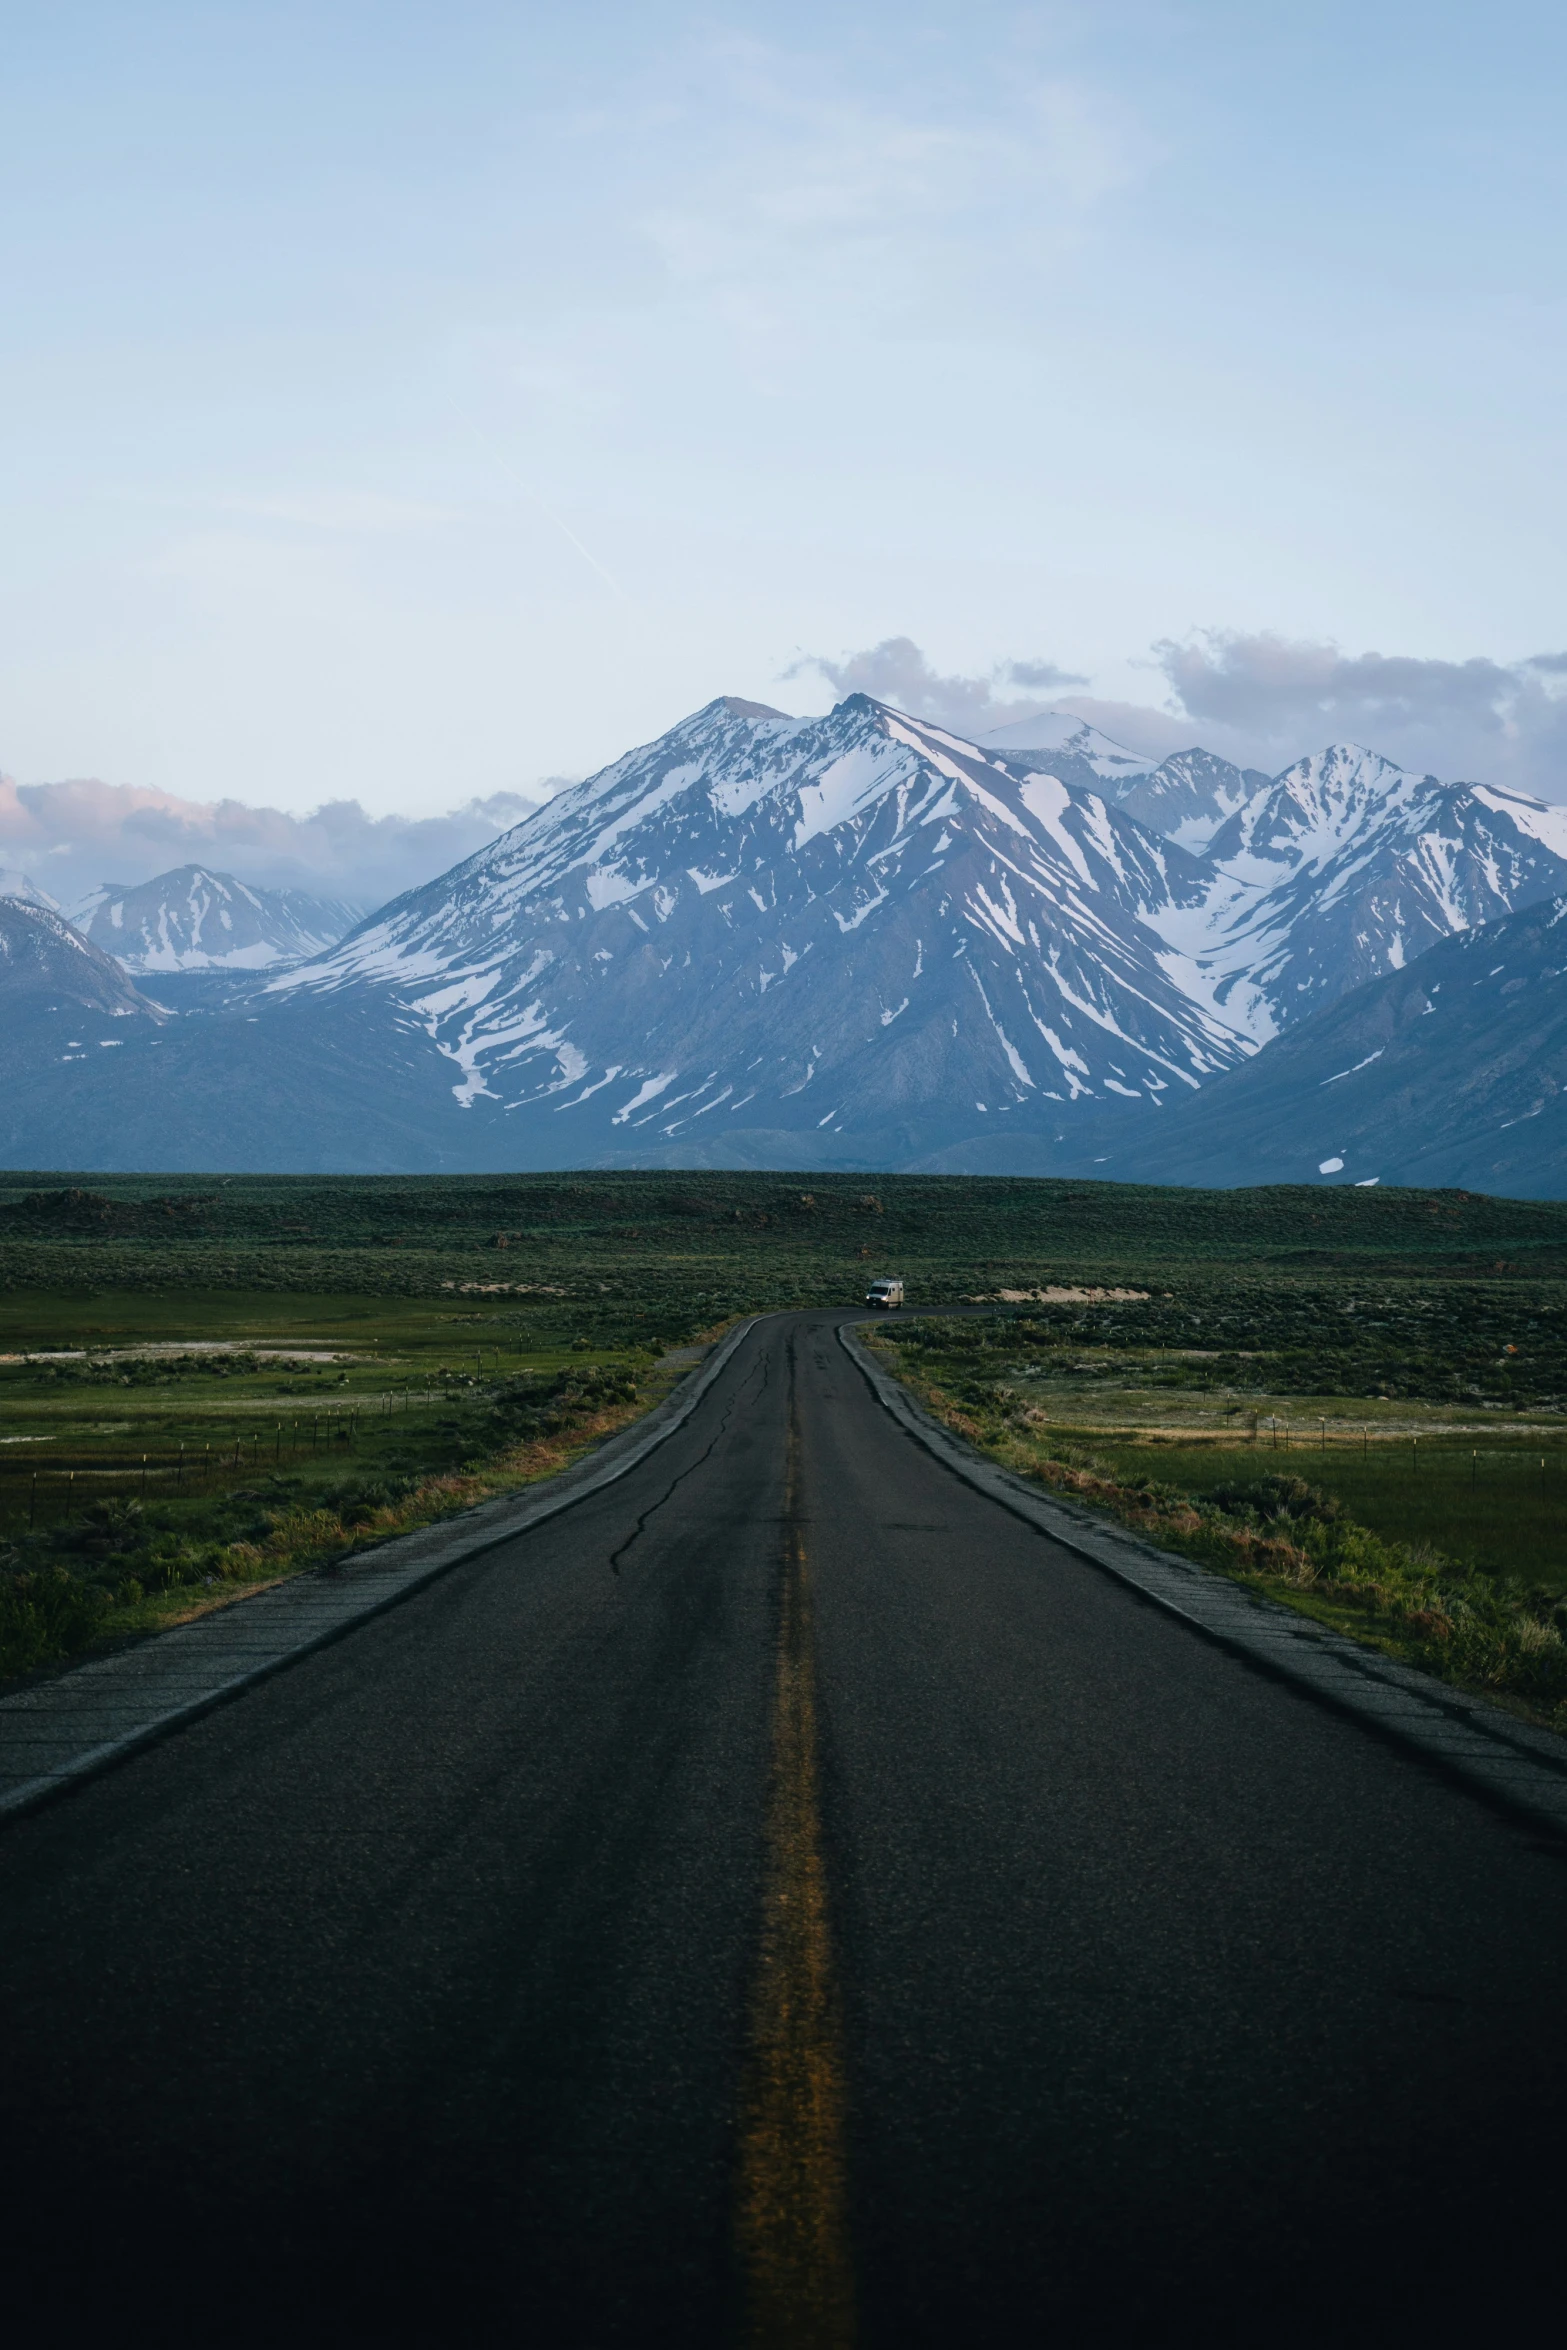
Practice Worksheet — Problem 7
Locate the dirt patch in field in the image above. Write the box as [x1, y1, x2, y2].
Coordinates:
[984, 1286, 1151, 1305]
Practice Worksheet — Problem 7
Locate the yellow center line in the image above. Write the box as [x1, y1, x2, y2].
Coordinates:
[735, 1373, 855, 2349]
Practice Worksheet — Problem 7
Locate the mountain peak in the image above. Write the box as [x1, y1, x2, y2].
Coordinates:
[716, 695, 791, 721]
[0, 867, 59, 912]
[272, 680, 1243, 1156]
[1139, 737, 1567, 1048]
[978, 706, 1152, 769]
[1113, 747, 1272, 854]
[1277, 741, 1426, 792]
[74, 864, 361, 972]
[0, 896, 159, 1017]
[1207, 742, 1429, 870]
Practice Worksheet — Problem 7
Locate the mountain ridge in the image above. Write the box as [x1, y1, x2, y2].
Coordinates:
[74, 864, 362, 972]
[6, 693, 1567, 1182]
[269, 693, 1247, 1159]
[1062, 893, 1567, 1199]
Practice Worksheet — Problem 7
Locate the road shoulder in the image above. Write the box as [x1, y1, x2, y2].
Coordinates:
[0, 1320, 757, 1823]
[840, 1320, 1567, 1841]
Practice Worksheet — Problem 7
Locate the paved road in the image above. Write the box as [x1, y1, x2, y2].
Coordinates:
[2, 1313, 1565, 2345]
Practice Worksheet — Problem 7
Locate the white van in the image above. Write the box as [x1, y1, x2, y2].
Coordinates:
[864, 1277, 905, 1309]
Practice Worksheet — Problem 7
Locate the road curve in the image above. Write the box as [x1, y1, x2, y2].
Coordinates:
[1, 1311, 1564, 2345]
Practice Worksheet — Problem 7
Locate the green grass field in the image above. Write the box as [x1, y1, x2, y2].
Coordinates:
[6, 1168, 1567, 1709]
[865, 1295, 1567, 1588]
[0, 1267, 680, 1681]
[5, 1166, 1567, 1310]
[1050, 1429, 1567, 1591]
[0, 1289, 639, 1542]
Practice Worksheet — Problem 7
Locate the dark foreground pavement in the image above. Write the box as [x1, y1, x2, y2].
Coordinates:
[2, 1314, 1564, 2345]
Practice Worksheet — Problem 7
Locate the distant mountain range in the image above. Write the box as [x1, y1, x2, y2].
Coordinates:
[1068, 895, 1567, 1199]
[0, 770, 544, 923]
[73, 864, 362, 972]
[266, 693, 1244, 1164]
[0, 868, 59, 912]
[0, 897, 164, 1170]
[2, 695, 1567, 1191]
[1143, 745, 1567, 1042]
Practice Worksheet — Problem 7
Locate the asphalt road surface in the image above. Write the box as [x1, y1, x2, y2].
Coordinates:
[2, 1313, 1565, 2346]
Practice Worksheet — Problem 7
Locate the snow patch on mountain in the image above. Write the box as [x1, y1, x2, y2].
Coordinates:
[1139, 745, 1567, 1040]
[75, 865, 362, 971]
[271, 694, 1249, 1145]
[978, 710, 1155, 784]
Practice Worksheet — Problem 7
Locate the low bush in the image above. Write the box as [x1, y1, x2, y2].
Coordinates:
[0, 1356, 653, 1685]
[0, 1567, 112, 1676]
[895, 1359, 1567, 1726]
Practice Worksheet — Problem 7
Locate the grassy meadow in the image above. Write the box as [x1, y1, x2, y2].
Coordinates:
[0, 1291, 650, 1549]
[1049, 1433, 1567, 1590]
[4, 1167, 1567, 1710]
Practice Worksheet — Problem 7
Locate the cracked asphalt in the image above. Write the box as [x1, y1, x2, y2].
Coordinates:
[1, 1312, 1564, 2345]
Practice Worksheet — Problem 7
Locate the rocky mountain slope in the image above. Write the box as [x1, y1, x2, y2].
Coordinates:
[8, 693, 1567, 1184]
[0, 869, 59, 911]
[1068, 895, 1567, 1198]
[73, 865, 361, 971]
[0, 899, 170, 1168]
[976, 711, 1271, 848]
[1110, 748, 1273, 854]
[0, 897, 154, 1021]
[0, 897, 470, 1176]
[268, 694, 1246, 1168]
[1142, 746, 1567, 1045]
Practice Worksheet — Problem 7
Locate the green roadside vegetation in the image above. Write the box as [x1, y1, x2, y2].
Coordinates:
[866, 1308, 1567, 1731]
[5, 1166, 1567, 1711]
[0, 1298, 668, 1681]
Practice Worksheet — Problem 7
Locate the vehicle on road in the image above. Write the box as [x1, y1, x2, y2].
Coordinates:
[865, 1276, 905, 1309]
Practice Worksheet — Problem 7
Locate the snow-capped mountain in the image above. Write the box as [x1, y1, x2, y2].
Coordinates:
[0, 868, 60, 911]
[0, 898, 170, 1167]
[0, 898, 153, 1018]
[10, 692, 1567, 1182]
[1083, 894, 1567, 1199]
[270, 694, 1246, 1159]
[73, 865, 363, 972]
[977, 710, 1156, 793]
[1111, 748, 1273, 854]
[1144, 745, 1567, 1042]
[974, 719, 1276, 853]
[951, 725, 1567, 1048]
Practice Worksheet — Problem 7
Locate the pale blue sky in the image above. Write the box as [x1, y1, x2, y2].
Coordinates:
[4, 0, 1566, 812]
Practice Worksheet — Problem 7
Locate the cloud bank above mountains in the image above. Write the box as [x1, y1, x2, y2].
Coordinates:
[0, 775, 553, 920]
[785, 638, 1089, 737]
[793, 632, 1567, 793]
[10, 616, 1567, 928]
[1151, 634, 1567, 794]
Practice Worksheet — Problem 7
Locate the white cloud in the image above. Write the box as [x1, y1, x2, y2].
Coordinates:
[781, 626, 1567, 792]
[1152, 630, 1567, 793]
[0, 773, 555, 919]
[786, 636, 1087, 734]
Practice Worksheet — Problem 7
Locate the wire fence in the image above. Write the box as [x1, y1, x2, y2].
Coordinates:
[1241, 1419, 1563, 1486]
